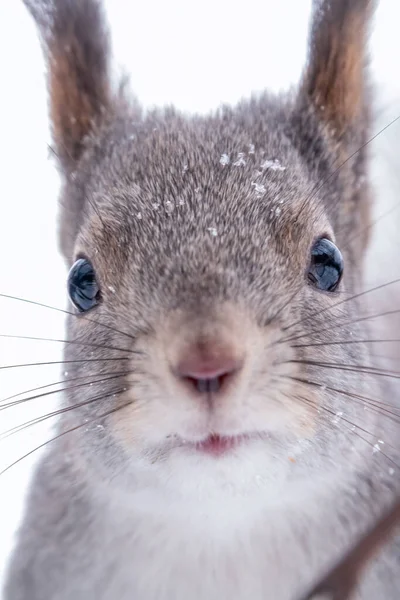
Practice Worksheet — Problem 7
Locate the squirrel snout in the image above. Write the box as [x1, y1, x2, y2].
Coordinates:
[173, 343, 243, 396]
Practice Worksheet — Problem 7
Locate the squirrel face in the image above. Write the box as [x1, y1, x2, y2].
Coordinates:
[62, 101, 371, 488]
[36, 0, 373, 486]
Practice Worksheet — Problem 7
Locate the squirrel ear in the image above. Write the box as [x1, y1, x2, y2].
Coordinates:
[300, 0, 374, 138]
[24, 0, 111, 174]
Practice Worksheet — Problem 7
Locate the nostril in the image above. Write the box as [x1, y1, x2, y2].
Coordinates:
[175, 357, 241, 394]
[187, 376, 223, 394]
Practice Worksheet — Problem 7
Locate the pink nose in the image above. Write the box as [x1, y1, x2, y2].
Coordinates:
[175, 353, 241, 394]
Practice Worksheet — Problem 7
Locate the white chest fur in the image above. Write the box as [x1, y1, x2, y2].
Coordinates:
[99, 450, 355, 600]
[107, 494, 300, 600]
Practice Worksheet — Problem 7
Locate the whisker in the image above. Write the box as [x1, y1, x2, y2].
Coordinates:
[0, 371, 133, 410]
[0, 399, 134, 476]
[281, 308, 400, 346]
[346, 198, 400, 254]
[283, 378, 400, 466]
[294, 391, 400, 469]
[86, 195, 107, 230]
[294, 116, 400, 232]
[0, 357, 130, 371]
[0, 333, 141, 355]
[286, 375, 400, 421]
[264, 287, 302, 327]
[291, 339, 400, 349]
[0, 293, 138, 343]
[0, 371, 132, 405]
[281, 278, 400, 337]
[300, 115, 400, 216]
[0, 386, 130, 440]
[286, 359, 400, 381]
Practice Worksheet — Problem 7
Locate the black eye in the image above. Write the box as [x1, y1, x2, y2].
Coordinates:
[308, 238, 343, 292]
[67, 258, 100, 312]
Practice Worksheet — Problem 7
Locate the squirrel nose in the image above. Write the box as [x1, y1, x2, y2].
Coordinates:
[174, 351, 242, 395]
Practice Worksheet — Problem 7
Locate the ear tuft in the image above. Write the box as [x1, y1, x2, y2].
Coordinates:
[302, 0, 375, 138]
[24, 0, 111, 173]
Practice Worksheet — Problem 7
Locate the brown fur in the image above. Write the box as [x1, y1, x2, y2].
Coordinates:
[302, 0, 373, 137]
[302, 499, 400, 599]
[47, 0, 111, 172]
[24, 0, 119, 257]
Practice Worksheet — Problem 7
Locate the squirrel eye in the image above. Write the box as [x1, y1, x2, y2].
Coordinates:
[67, 258, 100, 312]
[308, 238, 343, 292]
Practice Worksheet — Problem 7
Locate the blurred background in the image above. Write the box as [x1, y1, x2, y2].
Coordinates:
[0, 0, 399, 594]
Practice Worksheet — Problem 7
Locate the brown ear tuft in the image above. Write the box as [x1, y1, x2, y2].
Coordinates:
[302, 0, 374, 137]
[25, 0, 111, 173]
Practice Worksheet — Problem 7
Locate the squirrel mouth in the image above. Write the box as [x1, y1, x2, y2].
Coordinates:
[186, 434, 251, 456]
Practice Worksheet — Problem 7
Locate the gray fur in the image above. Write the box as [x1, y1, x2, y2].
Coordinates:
[4, 0, 400, 599]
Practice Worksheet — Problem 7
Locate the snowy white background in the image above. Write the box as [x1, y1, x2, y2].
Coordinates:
[0, 0, 399, 594]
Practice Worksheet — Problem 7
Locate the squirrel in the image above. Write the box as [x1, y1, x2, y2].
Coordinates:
[3, 0, 400, 598]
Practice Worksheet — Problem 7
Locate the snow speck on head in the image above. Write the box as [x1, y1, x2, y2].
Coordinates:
[165, 200, 175, 214]
[207, 227, 218, 237]
[261, 158, 286, 172]
[219, 153, 230, 166]
[251, 182, 266, 197]
[248, 143, 255, 154]
[233, 152, 246, 167]
[108, 285, 116, 294]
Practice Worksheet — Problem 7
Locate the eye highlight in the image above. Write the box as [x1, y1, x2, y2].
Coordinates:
[67, 258, 100, 312]
[308, 238, 343, 292]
